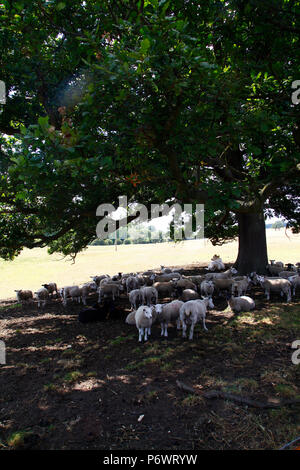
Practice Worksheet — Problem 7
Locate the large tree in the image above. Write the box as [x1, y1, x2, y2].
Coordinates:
[0, 0, 299, 272]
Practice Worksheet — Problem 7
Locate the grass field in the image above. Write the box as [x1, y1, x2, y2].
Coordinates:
[0, 228, 299, 300]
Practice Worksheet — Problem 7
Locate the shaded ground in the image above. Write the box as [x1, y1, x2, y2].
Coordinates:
[0, 264, 299, 450]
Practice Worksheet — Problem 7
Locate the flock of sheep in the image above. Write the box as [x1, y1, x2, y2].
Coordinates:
[13, 255, 300, 342]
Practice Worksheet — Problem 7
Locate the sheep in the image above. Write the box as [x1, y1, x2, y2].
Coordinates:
[111, 272, 123, 281]
[205, 255, 225, 271]
[135, 305, 154, 342]
[212, 278, 234, 295]
[41, 282, 58, 298]
[153, 281, 175, 299]
[81, 281, 97, 305]
[125, 310, 136, 325]
[90, 275, 109, 286]
[61, 286, 82, 306]
[270, 260, 284, 268]
[205, 267, 237, 281]
[129, 289, 143, 310]
[231, 277, 250, 297]
[257, 276, 292, 302]
[181, 289, 199, 302]
[140, 286, 158, 306]
[200, 280, 214, 298]
[14, 289, 33, 304]
[179, 298, 214, 340]
[278, 270, 299, 279]
[34, 287, 49, 308]
[228, 295, 255, 313]
[266, 264, 282, 276]
[154, 272, 181, 282]
[126, 275, 139, 293]
[288, 274, 300, 296]
[174, 278, 197, 295]
[186, 275, 205, 288]
[98, 283, 123, 302]
[160, 265, 172, 274]
[154, 300, 184, 337]
[249, 272, 259, 286]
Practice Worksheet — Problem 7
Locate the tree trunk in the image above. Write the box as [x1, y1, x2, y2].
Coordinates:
[234, 210, 268, 274]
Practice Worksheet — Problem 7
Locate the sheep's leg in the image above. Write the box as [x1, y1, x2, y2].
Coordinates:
[176, 319, 181, 330]
[182, 321, 187, 338]
[202, 316, 208, 332]
[163, 323, 168, 337]
[147, 327, 151, 336]
[160, 323, 164, 336]
[189, 323, 195, 341]
[138, 328, 144, 342]
[144, 328, 148, 341]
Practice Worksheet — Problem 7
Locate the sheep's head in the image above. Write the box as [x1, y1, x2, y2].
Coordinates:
[154, 304, 163, 315]
[143, 307, 152, 319]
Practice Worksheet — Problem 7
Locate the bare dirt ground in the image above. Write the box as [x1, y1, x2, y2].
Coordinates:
[0, 264, 299, 450]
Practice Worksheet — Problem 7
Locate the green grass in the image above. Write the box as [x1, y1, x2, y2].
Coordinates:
[1, 228, 299, 300]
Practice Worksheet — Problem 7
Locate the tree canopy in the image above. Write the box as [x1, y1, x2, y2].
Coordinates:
[0, 0, 299, 272]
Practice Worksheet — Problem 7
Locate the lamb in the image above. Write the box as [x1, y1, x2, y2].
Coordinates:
[34, 287, 49, 308]
[98, 283, 123, 302]
[14, 289, 33, 304]
[181, 289, 199, 301]
[205, 255, 225, 271]
[153, 281, 175, 299]
[154, 300, 184, 337]
[140, 286, 158, 306]
[135, 305, 154, 342]
[257, 276, 292, 302]
[228, 295, 255, 313]
[231, 277, 250, 297]
[41, 282, 58, 298]
[200, 280, 214, 298]
[179, 298, 214, 340]
[288, 274, 300, 297]
[129, 289, 143, 310]
[61, 286, 82, 306]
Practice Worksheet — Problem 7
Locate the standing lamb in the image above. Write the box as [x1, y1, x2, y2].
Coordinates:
[154, 300, 184, 337]
[179, 298, 214, 340]
[135, 305, 153, 342]
[34, 287, 49, 308]
[15, 290, 33, 305]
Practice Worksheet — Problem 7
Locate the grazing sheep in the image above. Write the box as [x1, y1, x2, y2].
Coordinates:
[129, 289, 143, 310]
[62, 286, 82, 306]
[98, 283, 123, 302]
[42, 282, 58, 298]
[228, 295, 255, 313]
[153, 281, 175, 299]
[34, 287, 49, 308]
[179, 298, 214, 340]
[14, 289, 33, 304]
[135, 305, 153, 342]
[231, 277, 250, 297]
[154, 300, 184, 337]
[257, 276, 292, 302]
[140, 286, 158, 306]
[181, 289, 199, 301]
[200, 280, 214, 298]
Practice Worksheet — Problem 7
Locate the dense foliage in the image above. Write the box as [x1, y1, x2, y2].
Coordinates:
[0, 0, 299, 270]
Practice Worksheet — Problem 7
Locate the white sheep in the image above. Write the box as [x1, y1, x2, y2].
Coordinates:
[228, 295, 255, 313]
[14, 289, 33, 304]
[98, 283, 123, 302]
[205, 267, 237, 281]
[288, 274, 300, 297]
[34, 287, 49, 308]
[126, 275, 139, 293]
[135, 305, 153, 342]
[270, 260, 284, 268]
[129, 289, 143, 310]
[231, 277, 250, 297]
[154, 300, 184, 337]
[90, 275, 109, 286]
[140, 286, 158, 306]
[61, 286, 82, 306]
[257, 276, 292, 302]
[41, 282, 58, 298]
[205, 255, 225, 271]
[200, 280, 214, 298]
[179, 298, 214, 340]
[81, 281, 97, 305]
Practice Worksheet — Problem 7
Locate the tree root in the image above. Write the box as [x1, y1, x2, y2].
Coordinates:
[176, 380, 300, 409]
